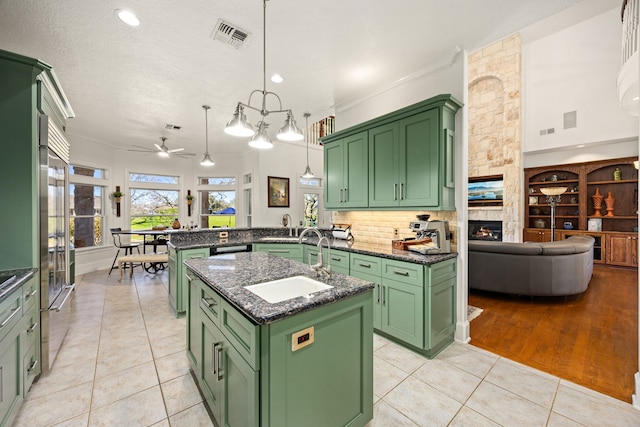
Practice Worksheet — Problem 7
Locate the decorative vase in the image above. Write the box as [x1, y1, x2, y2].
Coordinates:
[591, 187, 604, 217]
[187, 199, 192, 205]
[613, 167, 622, 181]
[114, 197, 121, 203]
[172, 218, 181, 229]
[604, 192, 615, 217]
[534, 218, 546, 229]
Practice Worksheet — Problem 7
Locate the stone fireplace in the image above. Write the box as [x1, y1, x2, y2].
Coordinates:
[468, 220, 503, 241]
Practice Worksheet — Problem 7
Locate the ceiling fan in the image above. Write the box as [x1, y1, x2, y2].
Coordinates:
[128, 137, 196, 158]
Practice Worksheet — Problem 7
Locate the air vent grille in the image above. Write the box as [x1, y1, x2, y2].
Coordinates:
[211, 19, 251, 49]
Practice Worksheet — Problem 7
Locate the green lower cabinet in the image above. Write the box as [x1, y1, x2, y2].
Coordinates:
[381, 278, 424, 348]
[0, 327, 21, 427]
[201, 313, 260, 427]
[425, 259, 457, 356]
[253, 243, 303, 262]
[263, 291, 373, 427]
[188, 274, 373, 427]
[169, 246, 209, 317]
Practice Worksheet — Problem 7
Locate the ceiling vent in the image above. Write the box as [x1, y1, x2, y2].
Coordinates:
[211, 19, 250, 49]
[164, 124, 181, 130]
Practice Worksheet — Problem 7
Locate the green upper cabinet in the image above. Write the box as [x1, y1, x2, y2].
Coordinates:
[322, 94, 462, 210]
[324, 131, 368, 209]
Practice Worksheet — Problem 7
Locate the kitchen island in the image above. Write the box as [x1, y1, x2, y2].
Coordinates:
[184, 252, 374, 427]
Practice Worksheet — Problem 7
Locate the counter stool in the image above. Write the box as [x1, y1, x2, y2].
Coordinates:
[108, 228, 140, 275]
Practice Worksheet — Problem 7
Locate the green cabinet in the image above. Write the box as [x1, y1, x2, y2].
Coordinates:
[324, 131, 369, 209]
[253, 243, 303, 262]
[322, 94, 461, 210]
[169, 246, 209, 317]
[0, 275, 40, 427]
[187, 271, 373, 427]
[369, 109, 440, 207]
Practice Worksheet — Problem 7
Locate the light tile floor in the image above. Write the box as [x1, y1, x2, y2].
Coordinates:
[13, 268, 640, 427]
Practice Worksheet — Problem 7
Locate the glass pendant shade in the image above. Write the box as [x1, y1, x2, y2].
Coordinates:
[224, 105, 255, 137]
[248, 123, 273, 149]
[302, 165, 314, 178]
[277, 112, 304, 141]
[200, 153, 214, 166]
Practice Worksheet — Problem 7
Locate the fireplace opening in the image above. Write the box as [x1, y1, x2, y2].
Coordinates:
[469, 220, 502, 241]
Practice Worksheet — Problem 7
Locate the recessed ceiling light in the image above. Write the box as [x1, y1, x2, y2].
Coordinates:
[116, 9, 140, 27]
[271, 74, 283, 83]
[577, 144, 585, 148]
[633, 96, 639, 101]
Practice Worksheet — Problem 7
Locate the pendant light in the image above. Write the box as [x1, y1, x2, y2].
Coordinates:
[200, 105, 215, 167]
[224, 0, 303, 147]
[301, 113, 314, 178]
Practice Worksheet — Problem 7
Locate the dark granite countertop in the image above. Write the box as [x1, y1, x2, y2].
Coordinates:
[184, 252, 374, 325]
[169, 227, 457, 265]
[0, 268, 37, 302]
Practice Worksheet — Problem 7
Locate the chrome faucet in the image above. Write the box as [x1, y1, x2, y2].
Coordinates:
[282, 214, 295, 237]
[298, 227, 331, 278]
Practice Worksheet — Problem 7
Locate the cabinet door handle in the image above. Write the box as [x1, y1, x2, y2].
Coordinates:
[202, 297, 217, 308]
[27, 359, 38, 374]
[392, 269, 410, 277]
[216, 345, 224, 381]
[358, 262, 371, 268]
[382, 286, 386, 306]
[343, 188, 348, 202]
[268, 249, 290, 254]
[25, 288, 37, 300]
[331, 257, 341, 262]
[393, 184, 398, 200]
[0, 307, 20, 329]
[27, 322, 38, 335]
[400, 182, 404, 200]
[212, 342, 219, 378]
[376, 284, 380, 303]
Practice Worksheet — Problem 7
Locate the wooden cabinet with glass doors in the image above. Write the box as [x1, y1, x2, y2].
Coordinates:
[524, 157, 638, 267]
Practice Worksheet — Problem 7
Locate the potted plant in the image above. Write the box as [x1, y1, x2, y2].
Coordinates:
[186, 194, 194, 205]
[112, 191, 123, 203]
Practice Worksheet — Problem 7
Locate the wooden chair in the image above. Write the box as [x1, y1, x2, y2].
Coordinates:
[108, 228, 140, 275]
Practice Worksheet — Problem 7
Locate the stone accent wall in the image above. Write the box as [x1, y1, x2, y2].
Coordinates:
[468, 34, 523, 242]
[332, 210, 458, 252]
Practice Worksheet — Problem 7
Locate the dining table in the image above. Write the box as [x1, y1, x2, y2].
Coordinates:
[116, 229, 172, 272]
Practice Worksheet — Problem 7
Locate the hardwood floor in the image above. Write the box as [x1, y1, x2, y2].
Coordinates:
[468, 265, 638, 403]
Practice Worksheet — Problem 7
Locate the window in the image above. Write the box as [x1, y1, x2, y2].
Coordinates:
[299, 176, 323, 227]
[69, 165, 106, 248]
[129, 173, 180, 234]
[198, 176, 236, 228]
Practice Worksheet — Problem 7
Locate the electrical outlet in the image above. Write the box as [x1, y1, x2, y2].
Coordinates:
[393, 228, 399, 237]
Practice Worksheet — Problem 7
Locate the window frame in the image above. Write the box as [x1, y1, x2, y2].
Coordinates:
[69, 163, 107, 250]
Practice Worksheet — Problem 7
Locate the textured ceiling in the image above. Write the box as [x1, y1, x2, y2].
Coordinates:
[0, 0, 618, 157]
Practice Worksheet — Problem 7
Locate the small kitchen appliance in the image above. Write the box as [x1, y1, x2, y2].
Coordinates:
[407, 220, 451, 255]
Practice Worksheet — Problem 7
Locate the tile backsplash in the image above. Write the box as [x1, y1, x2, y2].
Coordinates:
[332, 210, 458, 251]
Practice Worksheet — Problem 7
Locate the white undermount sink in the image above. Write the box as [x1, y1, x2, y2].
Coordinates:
[259, 236, 306, 242]
[245, 276, 333, 304]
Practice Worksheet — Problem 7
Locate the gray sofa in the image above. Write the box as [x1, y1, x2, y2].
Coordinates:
[468, 235, 594, 296]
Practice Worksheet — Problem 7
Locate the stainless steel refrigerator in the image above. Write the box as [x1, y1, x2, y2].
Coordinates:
[39, 114, 75, 374]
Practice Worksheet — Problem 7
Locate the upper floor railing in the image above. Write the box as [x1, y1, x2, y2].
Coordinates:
[621, 0, 638, 65]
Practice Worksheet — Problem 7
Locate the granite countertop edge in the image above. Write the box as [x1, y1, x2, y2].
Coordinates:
[0, 268, 37, 301]
[184, 253, 375, 325]
[170, 236, 457, 265]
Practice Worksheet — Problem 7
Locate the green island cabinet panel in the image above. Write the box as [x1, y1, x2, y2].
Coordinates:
[425, 258, 457, 354]
[169, 246, 210, 317]
[323, 131, 369, 209]
[187, 274, 373, 427]
[253, 243, 303, 262]
[322, 94, 461, 210]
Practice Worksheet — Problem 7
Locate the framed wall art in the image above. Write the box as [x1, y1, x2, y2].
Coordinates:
[268, 176, 289, 207]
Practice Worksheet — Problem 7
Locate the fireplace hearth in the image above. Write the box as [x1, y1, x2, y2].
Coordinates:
[469, 220, 502, 241]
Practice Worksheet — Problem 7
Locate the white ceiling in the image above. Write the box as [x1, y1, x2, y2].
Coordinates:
[0, 0, 619, 158]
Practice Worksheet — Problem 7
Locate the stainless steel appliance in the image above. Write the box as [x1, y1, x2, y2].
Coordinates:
[408, 220, 452, 255]
[39, 114, 75, 374]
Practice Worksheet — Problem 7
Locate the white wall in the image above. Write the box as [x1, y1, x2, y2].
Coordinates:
[523, 8, 638, 162]
[70, 135, 320, 273]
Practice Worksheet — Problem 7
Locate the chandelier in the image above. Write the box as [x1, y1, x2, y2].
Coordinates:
[224, 0, 303, 149]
